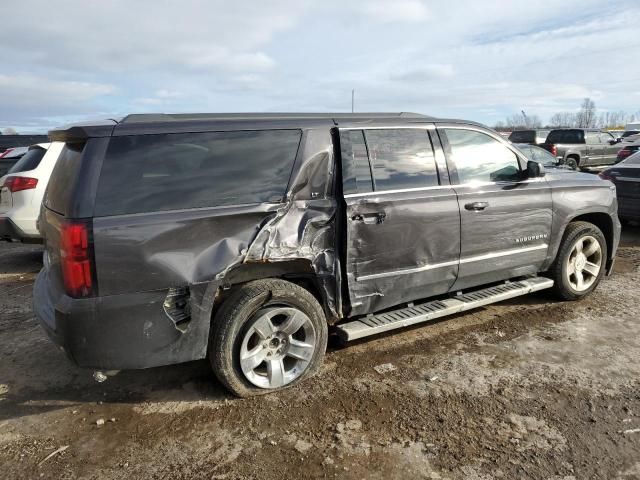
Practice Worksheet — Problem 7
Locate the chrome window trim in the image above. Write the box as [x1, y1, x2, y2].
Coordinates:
[339, 125, 436, 131]
[356, 244, 548, 281]
[344, 179, 545, 199]
[344, 185, 454, 199]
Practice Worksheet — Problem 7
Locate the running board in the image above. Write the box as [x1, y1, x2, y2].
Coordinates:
[336, 277, 554, 342]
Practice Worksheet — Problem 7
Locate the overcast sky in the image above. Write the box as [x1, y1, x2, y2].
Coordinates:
[1, 0, 639, 132]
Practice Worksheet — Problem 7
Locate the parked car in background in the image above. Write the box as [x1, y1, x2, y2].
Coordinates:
[507, 129, 550, 145]
[514, 143, 572, 169]
[0, 142, 64, 242]
[540, 128, 622, 170]
[34, 113, 619, 397]
[616, 139, 640, 163]
[622, 133, 640, 144]
[608, 130, 624, 140]
[0, 134, 48, 153]
[600, 151, 640, 223]
[0, 146, 29, 176]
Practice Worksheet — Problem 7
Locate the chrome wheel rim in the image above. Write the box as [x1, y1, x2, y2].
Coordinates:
[565, 235, 602, 292]
[239, 307, 316, 389]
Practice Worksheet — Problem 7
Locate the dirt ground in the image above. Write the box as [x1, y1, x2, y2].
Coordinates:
[1, 228, 640, 480]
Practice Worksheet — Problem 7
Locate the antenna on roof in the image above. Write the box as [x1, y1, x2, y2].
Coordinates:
[351, 89, 355, 113]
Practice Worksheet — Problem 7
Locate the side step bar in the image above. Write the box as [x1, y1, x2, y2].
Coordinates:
[335, 277, 554, 342]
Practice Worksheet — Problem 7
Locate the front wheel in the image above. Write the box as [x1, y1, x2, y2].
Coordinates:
[549, 221, 607, 300]
[209, 279, 328, 397]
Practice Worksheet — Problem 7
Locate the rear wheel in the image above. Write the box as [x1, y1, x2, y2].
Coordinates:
[549, 221, 607, 300]
[209, 279, 328, 397]
[565, 156, 579, 170]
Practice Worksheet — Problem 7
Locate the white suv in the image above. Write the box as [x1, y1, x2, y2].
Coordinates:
[0, 142, 64, 242]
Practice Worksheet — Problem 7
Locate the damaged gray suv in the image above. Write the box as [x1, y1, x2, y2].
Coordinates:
[35, 113, 620, 397]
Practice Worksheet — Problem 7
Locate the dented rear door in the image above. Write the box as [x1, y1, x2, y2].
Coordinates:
[340, 126, 460, 316]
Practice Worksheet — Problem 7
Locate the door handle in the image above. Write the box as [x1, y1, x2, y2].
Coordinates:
[465, 201, 489, 211]
[351, 212, 386, 224]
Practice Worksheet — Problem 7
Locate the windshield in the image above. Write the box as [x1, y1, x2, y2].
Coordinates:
[7, 147, 46, 174]
[547, 130, 584, 144]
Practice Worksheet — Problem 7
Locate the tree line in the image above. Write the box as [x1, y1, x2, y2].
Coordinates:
[494, 98, 640, 130]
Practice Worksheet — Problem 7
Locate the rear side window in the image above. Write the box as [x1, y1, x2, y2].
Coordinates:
[444, 128, 521, 184]
[508, 131, 535, 143]
[95, 130, 301, 216]
[364, 129, 438, 191]
[547, 130, 584, 144]
[7, 147, 46, 174]
[340, 130, 373, 194]
[44, 143, 85, 215]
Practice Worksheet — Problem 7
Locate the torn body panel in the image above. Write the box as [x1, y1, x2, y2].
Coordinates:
[69, 128, 340, 368]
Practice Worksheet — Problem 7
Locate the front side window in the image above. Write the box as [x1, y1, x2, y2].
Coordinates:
[444, 128, 521, 184]
[364, 129, 438, 191]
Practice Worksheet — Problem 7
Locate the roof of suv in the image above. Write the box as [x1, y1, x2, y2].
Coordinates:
[48, 112, 487, 142]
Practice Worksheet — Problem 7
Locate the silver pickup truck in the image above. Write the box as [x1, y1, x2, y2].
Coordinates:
[540, 128, 623, 170]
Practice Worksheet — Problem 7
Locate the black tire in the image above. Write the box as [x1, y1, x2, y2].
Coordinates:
[209, 279, 328, 397]
[565, 156, 579, 170]
[549, 221, 607, 301]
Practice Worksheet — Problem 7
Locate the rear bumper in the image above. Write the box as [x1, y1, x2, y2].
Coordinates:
[0, 216, 42, 243]
[34, 268, 215, 370]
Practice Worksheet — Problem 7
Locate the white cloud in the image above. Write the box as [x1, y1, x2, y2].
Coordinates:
[1, 0, 639, 130]
[363, 0, 429, 23]
[0, 74, 114, 108]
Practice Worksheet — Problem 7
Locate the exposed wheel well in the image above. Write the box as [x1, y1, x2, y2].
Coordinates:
[566, 154, 580, 165]
[568, 213, 614, 265]
[213, 260, 333, 323]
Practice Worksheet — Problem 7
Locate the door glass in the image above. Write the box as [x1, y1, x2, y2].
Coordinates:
[340, 130, 373, 194]
[364, 129, 438, 191]
[444, 129, 521, 184]
[586, 132, 600, 145]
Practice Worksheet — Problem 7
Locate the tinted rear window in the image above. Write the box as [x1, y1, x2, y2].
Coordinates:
[44, 143, 85, 215]
[7, 147, 46, 174]
[94, 129, 301, 216]
[508, 131, 535, 143]
[546, 130, 585, 144]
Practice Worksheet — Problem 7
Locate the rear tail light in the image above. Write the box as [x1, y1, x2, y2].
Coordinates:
[598, 171, 615, 182]
[60, 221, 94, 298]
[617, 148, 632, 160]
[3, 176, 38, 192]
[550, 144, 557, 156]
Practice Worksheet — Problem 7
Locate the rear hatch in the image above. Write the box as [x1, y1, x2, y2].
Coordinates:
[0, 146, 48, 214]
[541, 130, 585, 156]
[41, 141, 96, 298]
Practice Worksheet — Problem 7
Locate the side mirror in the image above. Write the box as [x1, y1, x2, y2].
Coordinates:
[609, 139, 617, 145]
[526, 160, 545, 178]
